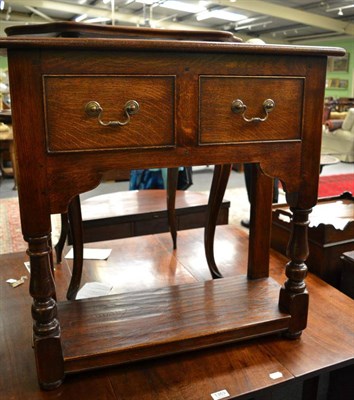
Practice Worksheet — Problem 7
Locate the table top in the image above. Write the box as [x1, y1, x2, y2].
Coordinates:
[4, 21, 242, 42]
[0, 25, 344, 58]
[79, 189, 229, 221]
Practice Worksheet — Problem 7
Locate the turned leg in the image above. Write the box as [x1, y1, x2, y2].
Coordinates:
[54, 213, 69, 264]
[47, 235, 56, 302]
[279, 207, 311, 339]
[66, 195, 84, 300]
[167, 168, 178, 249]
[27, 234, 64, 389]
[204, 164, 232, 279]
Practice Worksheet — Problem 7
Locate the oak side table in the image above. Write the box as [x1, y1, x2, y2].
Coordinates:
[0, 22, 344, 389]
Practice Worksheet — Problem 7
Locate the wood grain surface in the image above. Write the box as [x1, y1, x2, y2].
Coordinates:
[1, 226, 353, 399]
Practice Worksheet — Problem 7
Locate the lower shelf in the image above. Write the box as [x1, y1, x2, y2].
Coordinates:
[58, 275, 290, 373]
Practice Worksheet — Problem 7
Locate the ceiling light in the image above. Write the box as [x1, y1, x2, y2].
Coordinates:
[84, 17, 111, 23]
[75, 13, 88, 22]
[234, 16, 268, 26]
[0, 0, 4, 11]
[326, 4, 354, 12]
[160, 1, 207, 13]
[234, 20, 272, 31]
[197, 9, 246, 22]
[135, 0, 159, 5]
[338, 8, 343, 16]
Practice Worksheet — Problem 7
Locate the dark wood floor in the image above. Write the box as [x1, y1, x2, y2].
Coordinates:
[1, 225, 353, 399]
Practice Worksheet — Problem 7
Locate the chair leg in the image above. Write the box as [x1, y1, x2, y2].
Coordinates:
[66, 195, 84, 300]
[204, 164, 232, 279]
[54, 213, 69, 264]
[167, 168, 178, 249]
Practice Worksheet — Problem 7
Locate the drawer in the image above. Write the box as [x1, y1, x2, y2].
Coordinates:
[43, 75, 175, 152]
[199, 76, 304, 144]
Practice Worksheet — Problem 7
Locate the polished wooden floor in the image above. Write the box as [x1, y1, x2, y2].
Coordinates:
[1, 225, 353, 399]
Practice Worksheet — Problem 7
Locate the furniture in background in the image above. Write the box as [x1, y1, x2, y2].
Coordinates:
[0, 123, 13, 176]
[323, 96, 337, 122]
[336, 97, 354, 112]
[340, 250, 354, 299]
[271, 192, 354, 290]
[0, 110, 17, 188]
[2, 21, 343, 389]
[67, 190, 230, 244]
[322, 107, 354, 162]
[323, 96, 354, 118]
[64, 190, 229, 241]
[56, 170, 230, 300]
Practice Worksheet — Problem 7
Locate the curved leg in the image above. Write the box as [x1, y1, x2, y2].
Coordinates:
[204, 164, 232, 279]
[279, 207, 311, 339]
[167, 168, 178, 249]
[66, 195, 84, 300]
[54, 213, 69, 264]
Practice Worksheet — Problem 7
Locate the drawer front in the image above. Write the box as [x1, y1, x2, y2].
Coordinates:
[199, 76, 304, 144]
[43, 75, 175, 152]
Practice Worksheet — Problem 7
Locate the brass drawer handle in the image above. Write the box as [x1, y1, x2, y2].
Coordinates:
[85, 100, 140, 127]
[231, 98, 275, 122]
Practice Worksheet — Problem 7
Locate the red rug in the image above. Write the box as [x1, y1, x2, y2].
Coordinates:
[0, 198, 61, 255]
[318, 173, 354, 198]
[0, 197, 27, 254]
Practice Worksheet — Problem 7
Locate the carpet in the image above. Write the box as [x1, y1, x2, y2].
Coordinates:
[318, 173, 354, 198]
[0, 197, 26, 254]
[0, 198, 61, 255]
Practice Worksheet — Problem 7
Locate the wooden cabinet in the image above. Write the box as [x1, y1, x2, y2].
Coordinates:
[1, 22, 344, 390]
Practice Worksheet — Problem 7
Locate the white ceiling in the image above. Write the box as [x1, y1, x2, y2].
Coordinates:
[0, 0, 354, 43]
